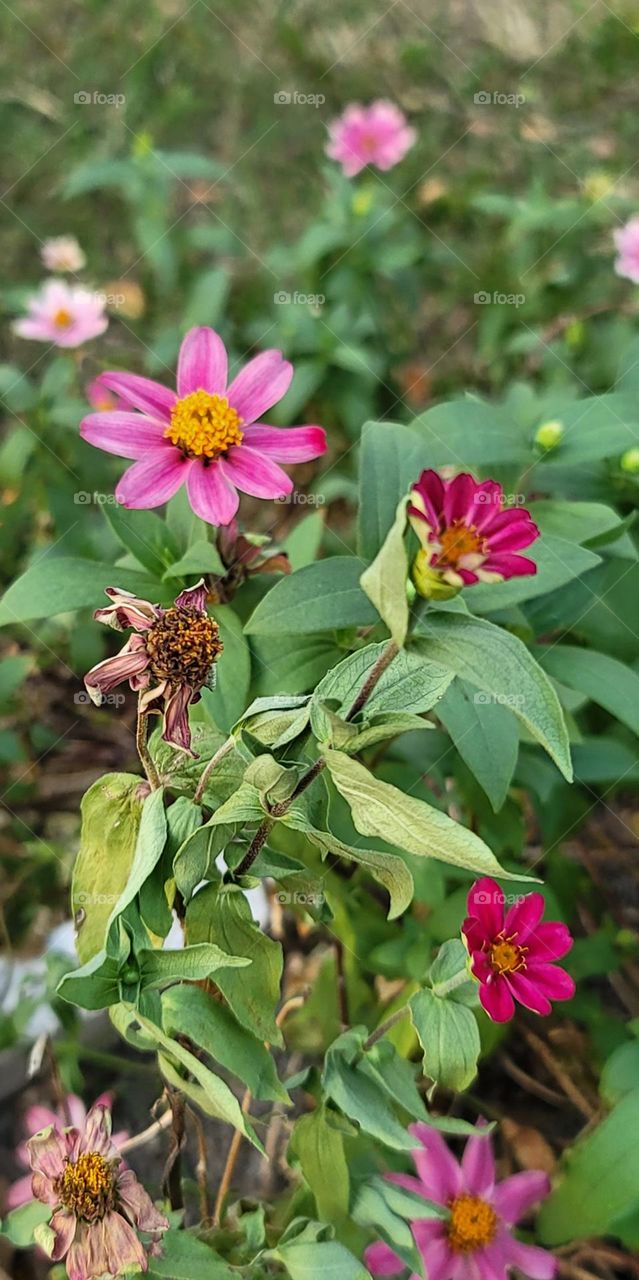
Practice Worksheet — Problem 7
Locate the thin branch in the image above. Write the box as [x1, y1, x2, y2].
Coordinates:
[193, 734, 235, 806]
[136, 705, 160, 790]
[362, 1003, 410, 1051]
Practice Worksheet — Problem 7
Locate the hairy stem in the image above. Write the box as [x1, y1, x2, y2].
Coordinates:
[193, 734, 235, 805]
[136, 705, 160, 790]
[362, 1003, 410, 1051]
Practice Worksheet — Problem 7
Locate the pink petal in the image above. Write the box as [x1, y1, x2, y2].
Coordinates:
[81, 412, 168, 459]
[117, 1169, 169, 1233]
[500, 1235, 557, 1279]
[409, 1123, 462, 1203]
[76, 1103, 114, 1158]
[175, 579, 208, 611]
[503, 893, 546, 943]
[466, 879, 505, 939]
[162, 685, 195, 755]
[177, 326, 227, 397]
[462, 916, 492, 955]
[493, 1171, 551, 1225]
[84, 639, 150, 703]
[116, 448, 188, 509]
[444, 473, 479, 525]
[364, 1240, 406, 1277]
[49, 1209, 77, 1261]
[99, 371, 176, 421]
[484, 518, 539, 553]
[415, 1231, 457, 1280]
[506, 972, 552, 1016]
[94, 591, 158, 633]
[481, 553, 537, 579]
[186, 459, 240, 526]
[461, 1128, 495, 1197]
[27, 1126, 67, 1180]
[387, 1171, 430, 1198]
[526, 923, 573, 963]
[67, 1096, 89, 1127]
[523, 963, 575, 1002]
[221, 446, 293, 499]
[227, 350, 293, 423]
[32, 1170, 60, 1205]
[24, 1105, 59, 1136]
[479, 976, 515, 1023]
[6, 1173, 36, 1209]
[411, 470, 446, 528]
[242, 423, 327, 462]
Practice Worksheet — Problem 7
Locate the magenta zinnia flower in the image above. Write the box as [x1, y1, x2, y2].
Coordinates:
[13, 280, 108, 348]
[7, 1092, 128, 1213]
[28, 1102, 168, 1280]
[80, 326, 327, 526]
[613, 216, 639, 283]
[365, 1122, 556, 1280]
[408, 470, 539, 597]
[326, 100, 416, 177]
[461, 878, 575, 1023]
[84, 579, 222, 755]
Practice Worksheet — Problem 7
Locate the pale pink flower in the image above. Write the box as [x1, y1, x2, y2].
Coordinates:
[365, 1122, 556, 1280]
[86, 376, 125, 413]
[41, 236, 86, 273]
[7, 1093, 128, 1212]
[326, 100, 416, 177]
[80, 326, 327, 526]
[613, 217, 639, 283]
[27, 1102, 168, 1280]
[13, 281, 108, 348]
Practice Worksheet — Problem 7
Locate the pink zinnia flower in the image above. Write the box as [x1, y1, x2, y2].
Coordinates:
[365, 1123, 556, 1280]
[27, 1101, 168, 1280]
[80, 326, 327, 526]
[13, 281, 108, 348]
[84, 579, 222, 756]
[86, 375, 125, 413]
[613, 216, 639, 283]
[326, 100, 416, 177]
[461, 878, 575, 1023]
[408, 470, 539, 597]
[7, 1093, 128, 1212]
[41, 236, 86, 273]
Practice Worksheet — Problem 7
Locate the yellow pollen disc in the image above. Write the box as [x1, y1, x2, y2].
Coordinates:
[165, 389, 244, 459]
[53, 308, 73, 329]
[439, 521, 485, 568]
[448, 1194, 498, 1252]
[490, 935, 527, 975]
[57, 1151, 115, 1222]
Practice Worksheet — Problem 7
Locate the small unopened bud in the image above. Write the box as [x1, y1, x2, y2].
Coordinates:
[620, 447, 639, 474]
[412, 549, 460, 601]
[534, 419, 564, 451]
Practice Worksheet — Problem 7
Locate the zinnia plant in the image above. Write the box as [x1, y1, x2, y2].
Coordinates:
[408, 470, 540, 598]
[28, 1102, 168, 1280]
[365, 1122, 556, 1280]
[13, 280, 108, 347]
[80, 325, 327, 525]
[326, 100, 416, 176]
[8, 1092, 128, 1212]
[462, 878, 575, 1023]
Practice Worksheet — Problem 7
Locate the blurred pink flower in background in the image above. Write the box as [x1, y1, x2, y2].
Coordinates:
[86, 375, 126, 413]
[613, 217, 639, 283]
[326, 100, 416, 177]
[365, 1122, 556, 1280]
[7, 1092, 128, 1211]
[80, 325, 327, 526]
[13, 280, 108, 348]
[41, 236, 86, 273]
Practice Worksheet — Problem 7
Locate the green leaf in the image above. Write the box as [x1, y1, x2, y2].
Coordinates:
[409, 988, 480, 1091]
[253, 633, 345, 695]
[162, 984, 288, 1103]
[72, 773, 146, 963]
[414, 613, 572, 779]
[428, 940, 478, 1007]
[358, 421, 427, 560]
[105, 788, 168, 932]
[289, 1105, 350, 1225]
[274, 1237, 372, 1280]
[0, 558, 169, 626]
[469, 536, 601, 613]
[1, 1199, 50, 1246]
[538, 646, 639, 737]
[538, 1088, 639, 1243]
[600, 1042, 639, 1106]
[322, 1027, 416, 1150]
[244, 558, 378, 635]
[140, 942, 250, 985]
[186, 886, 283, 1044]
[103, 505, 180, 577]
[409, 398, 529, 468]
[360, 498, 409, 647]
[323, 749, 519, 880]
[314, 642, 452, 718]
[353, 1179, 428, 1278]
[146, 1228, 235, 1279]
[199, 606, 251, 732]
[284, 512, 325, 570]
[437, 680, 519, 811]
[536, 395, 639, 465]
[162, 540, 224, 579]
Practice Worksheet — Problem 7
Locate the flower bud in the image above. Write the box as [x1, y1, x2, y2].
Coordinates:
[411, 549, 460, 601]
[620, 447, 639, 474]
[534, 419, 564, 451]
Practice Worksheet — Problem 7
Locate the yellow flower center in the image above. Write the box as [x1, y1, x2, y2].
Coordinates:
[165, 389, 244, 459]
[448, 1194, 498, 1252]
[490, 934, 527, 975]
[439, 521, 485, 568]
[146, 605, 222, 689]
[53, 308, 73, 329]
[56, 1151, 116, 1222]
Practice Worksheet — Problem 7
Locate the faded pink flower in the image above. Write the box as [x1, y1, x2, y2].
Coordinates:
[84, 579, 222, 756]
[86, 375, 125, 413]
[326, 100, 416, 177]
[41, 236, 86, 273]
[365, 1122, 556, 1280]
[80, 326, 327, 526]
[461, 878, 575, 1023]
[28, 1101, 168, 1280]
[13, 281, 108, 348]
[7, 1092, 128, 1213]
[408, 470, 539, 598]
[613, 217, 639, 283]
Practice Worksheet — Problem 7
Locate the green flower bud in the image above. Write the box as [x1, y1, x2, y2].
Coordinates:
[534, 419, 564, 451]
[412, 549, 460, 601]
[620, 447, 639, 474]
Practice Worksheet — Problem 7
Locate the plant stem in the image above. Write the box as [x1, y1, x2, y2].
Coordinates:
[432, 968, 472, 999]
[136, 705, 160, 790]
[363, 1003, 410, 1051]
[193, 734, 235, 805]
[234, 639, 399, 878]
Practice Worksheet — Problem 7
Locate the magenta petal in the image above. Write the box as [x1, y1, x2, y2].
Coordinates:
[84, 641, 150, 703]
[364, 1240, 406, 1277]
[493, 1171, 551, 1225]
[162, 685, 195, 755]
[242, 423, 327, 462]
[479, 976, 515, 1023]
[507, 972, 552, 1016]
[409, 1123, 462, 1202]
[443, 473, 478, 525]
[186, 459, 240, 526]
[175, 579, 208, 612]
[177, 326, 228, 397]
[467, 879, 505, 938]
[222, 446, 293, 499]
[411, 469, 446, 527]
[485, 520, 539, 553]
[387, 1171, 430, 1198]
[116, 448, 188, 509]
[81, 412, 168, 459]
[500, 1236, 557, 1279]
[523, 963, 575, 1002]
[99, 371, 176, 420]
[526, 922, 573, 963]
[461, 1128, 495, 1197]
[227, 349, 293, 423]
[482, 553, 537, 579]
[415, 1231, 457, 1280]
[503, 893, 545, 943]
